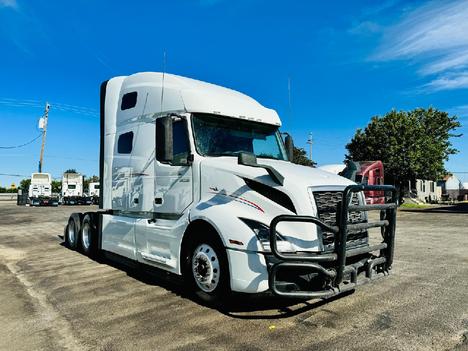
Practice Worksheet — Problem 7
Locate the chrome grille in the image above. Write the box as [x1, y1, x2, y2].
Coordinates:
[313, 191, 368, 251]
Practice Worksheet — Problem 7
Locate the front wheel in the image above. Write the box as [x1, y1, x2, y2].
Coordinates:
[184, 234, 230, 305]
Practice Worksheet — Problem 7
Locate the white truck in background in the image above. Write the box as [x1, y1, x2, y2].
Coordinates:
[64, 72, 397, 304]
[28, 173, 58, 206]
[88, 182, 100, 204]
[62, 172, 92, 205]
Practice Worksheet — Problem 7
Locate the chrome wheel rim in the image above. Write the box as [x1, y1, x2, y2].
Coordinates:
[82, 221, 90, 250]
[192, 244, 220, 293]
[67, 222, 76, 245]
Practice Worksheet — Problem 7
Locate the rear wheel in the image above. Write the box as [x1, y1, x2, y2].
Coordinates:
[65, 213, 81, 250]
[184, 231, 230, 305]
[80, 213, 98, 256]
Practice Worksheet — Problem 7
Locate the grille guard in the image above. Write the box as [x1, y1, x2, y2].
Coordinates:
[268, 184, 397, 299]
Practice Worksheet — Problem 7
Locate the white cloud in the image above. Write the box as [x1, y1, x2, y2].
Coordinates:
[374, 0, 468, 92]
[421, 73, 468, 92]
[0, 0, 17, 9]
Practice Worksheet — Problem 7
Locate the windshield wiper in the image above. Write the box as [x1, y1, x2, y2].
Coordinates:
[257, 155, 280, 160]
[209, 151, 241, 157]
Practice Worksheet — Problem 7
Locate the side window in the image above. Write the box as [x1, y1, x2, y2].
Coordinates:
[172, 120, 190, 165]
[121, 92, 137, 110]
[118, 131, 133, 154]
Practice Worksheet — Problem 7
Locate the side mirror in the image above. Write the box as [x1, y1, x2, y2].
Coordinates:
[238, 152, 258, 166]
[285, 134, 294, 161]
[156, 116, 173, 162]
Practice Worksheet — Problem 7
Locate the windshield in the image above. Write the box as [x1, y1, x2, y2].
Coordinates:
[192, 113, 287, 160]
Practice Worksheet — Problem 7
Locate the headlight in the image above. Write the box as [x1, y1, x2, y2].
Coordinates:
[240, 218, 295, 253]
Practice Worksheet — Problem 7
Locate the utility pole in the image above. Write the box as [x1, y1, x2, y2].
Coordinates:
[38, 102, 50, 173]
[306, 132, 313, 162]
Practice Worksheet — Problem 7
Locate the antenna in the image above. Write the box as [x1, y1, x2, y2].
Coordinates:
[287, 76, 292, 124]
[160, 51, 166, 113]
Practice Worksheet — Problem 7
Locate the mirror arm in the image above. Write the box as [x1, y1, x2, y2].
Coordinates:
[238, 152, 284, 186]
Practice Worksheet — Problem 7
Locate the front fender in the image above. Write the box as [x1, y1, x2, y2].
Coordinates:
[189, 192, 265, 252]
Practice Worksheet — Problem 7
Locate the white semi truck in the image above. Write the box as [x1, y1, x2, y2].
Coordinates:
[62, 172, 92, 205]
[28, 173, 58, 206]
[88, 182, 100, 204]
[65, 72, 397, 303]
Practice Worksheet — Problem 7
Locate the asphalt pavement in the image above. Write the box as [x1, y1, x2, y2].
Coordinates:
[0, 202, 467, 351]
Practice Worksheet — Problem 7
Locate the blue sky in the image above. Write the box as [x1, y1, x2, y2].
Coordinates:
[0, 0, 467, 186]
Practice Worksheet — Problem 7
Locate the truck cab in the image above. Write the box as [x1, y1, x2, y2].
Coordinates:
[88, 182, 100, 204]
[341, 161, 385, 205]
[28, 173, 58, 206]
[62, 172, 92, 205]
[65, 72, 397, 302]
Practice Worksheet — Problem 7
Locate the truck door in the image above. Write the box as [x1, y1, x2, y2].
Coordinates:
[154, 117, 193, 214]
[135, 116, 193, 269]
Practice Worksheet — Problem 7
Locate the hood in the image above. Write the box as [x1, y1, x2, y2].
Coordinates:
[198, 156, 356, 252]
[201, 156, 353, 189]
[200, 156, 355, 216]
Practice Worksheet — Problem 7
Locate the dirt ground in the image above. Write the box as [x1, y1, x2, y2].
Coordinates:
[0, 202, 467, 351]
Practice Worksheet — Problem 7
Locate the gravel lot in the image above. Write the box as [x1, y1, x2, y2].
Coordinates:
[0, 202, 467, 351]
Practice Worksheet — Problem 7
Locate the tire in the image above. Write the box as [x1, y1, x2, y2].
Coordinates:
[183, 231, 230, 306]
[80, 213, 98, 256]
[65, 213, 81, 250]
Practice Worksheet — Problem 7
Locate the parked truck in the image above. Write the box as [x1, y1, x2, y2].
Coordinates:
[319, 161, 386, 205]
[28, 172, 58, 206]
[88, 182, 100, 204]
[62, 172, 92, 205]
[65, 72, 397, 303]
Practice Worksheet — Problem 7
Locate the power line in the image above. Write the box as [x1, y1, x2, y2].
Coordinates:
[0, 98, 98, 118]
[0, 132, 43, 149]
[0, 173, 27, 177]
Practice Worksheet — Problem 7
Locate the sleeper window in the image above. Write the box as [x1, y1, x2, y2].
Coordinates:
[121, 92, 137, 110]
[118, 131, 134, 154]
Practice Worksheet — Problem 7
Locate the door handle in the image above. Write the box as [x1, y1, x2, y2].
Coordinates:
[134, 198, 139, 204]
[155, 197, 162, 204]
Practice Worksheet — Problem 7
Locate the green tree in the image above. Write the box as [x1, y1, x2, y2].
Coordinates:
[51, 180, 62, 193]
[20, 178, 31, 190]
[346, 107, 461, 190]
[64, 169, 77, 174]
[292, 146, 315, 167]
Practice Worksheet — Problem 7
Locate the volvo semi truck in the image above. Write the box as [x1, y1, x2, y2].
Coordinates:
[64, 72, 397, 303]
[28, 173, 58, 206]
[62, 172, 92, 205]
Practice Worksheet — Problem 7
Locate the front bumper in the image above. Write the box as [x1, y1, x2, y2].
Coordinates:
[268, 185, 397, 299]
